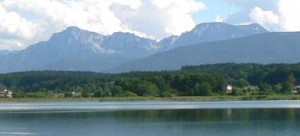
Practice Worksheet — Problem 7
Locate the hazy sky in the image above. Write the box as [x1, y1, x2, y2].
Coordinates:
[0, 0, 299, 50]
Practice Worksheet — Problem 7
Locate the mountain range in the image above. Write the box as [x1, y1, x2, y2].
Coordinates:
[1, 22, 298, 73]
[0, 27, 157, 72]
[113, 32, 300, 72]
[158, 22, 267, 51]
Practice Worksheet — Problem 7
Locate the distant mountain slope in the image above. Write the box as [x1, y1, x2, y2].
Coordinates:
[1, 27, 157, 73]
[0, 50, 15, 55]
[112, 32, 300, 72]
[102, 32, 158, 58]
[0, 50, 18, 72]
[159, 22, 268, 51]
[0, 51, 7, 72]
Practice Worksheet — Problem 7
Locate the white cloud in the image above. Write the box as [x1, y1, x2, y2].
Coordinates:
[103, 0, 206, 39]
[248, 0, 300, 32]
[223, 0, 300, 32]
[0, 38, 24, 50]
[2, 0, 128, 35]
[250, 7, 279, 30]
[0, 0, 205, 50]
[0, 4, 41, 50]
[215, 15, 224, 22]
[152, 0, 206, 36]
[278, 0, 300, 31]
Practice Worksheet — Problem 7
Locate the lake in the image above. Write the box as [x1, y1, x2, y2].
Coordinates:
[0, 100, 300, 136]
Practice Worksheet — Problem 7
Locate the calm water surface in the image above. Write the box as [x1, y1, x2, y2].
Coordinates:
[0, 101, 300, 136]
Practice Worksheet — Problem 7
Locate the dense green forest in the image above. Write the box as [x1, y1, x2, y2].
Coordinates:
[0, 63, 300, 98]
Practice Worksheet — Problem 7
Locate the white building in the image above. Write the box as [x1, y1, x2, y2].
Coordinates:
[292, 85, 300, 94]
[226, 85, 233, 94]
[0, 89, 13, 98]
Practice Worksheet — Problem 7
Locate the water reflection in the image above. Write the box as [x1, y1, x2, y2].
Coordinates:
[1, 100, 300, 112]
[0, 108, 299, 136]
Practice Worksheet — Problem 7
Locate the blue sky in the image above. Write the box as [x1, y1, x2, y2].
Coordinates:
[192, 0, 238, 24]
[0, 0, 299, 50]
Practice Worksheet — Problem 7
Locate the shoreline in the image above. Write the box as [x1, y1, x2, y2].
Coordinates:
[1, 95, 300, 103]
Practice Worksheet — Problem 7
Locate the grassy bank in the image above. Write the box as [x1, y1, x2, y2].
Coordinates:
[0, 95, 300, 103]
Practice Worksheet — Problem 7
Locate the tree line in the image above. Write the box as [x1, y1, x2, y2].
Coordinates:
[0, 63, 299, 98]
